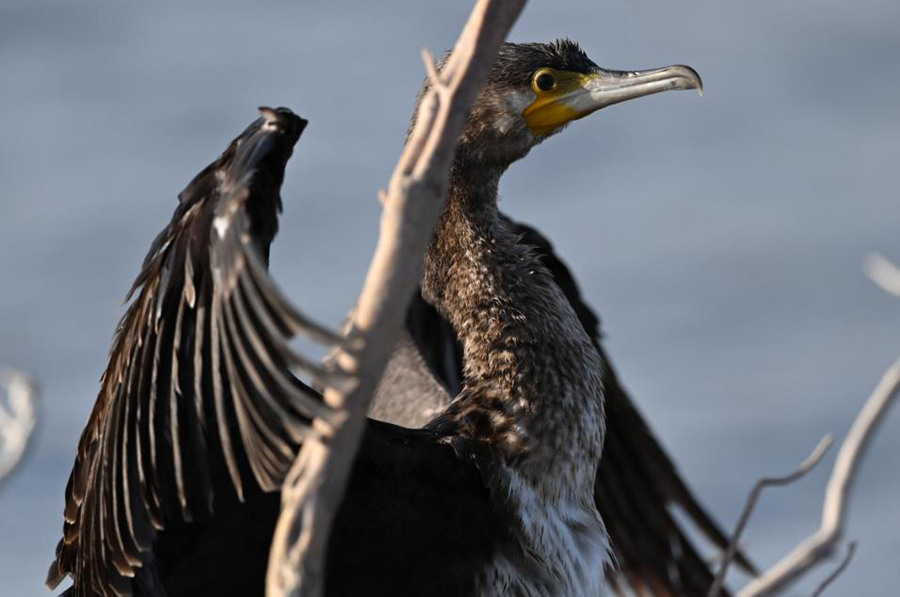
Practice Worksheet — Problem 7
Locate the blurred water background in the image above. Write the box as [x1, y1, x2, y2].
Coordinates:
[1, 0, 899, 594]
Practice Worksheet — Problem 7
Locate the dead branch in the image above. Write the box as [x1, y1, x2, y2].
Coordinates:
[736, 355, 900, 597]
[707, 434, 834, 597]
[0, 368, 38, 487]
[811, 541, 856, 597]
[265, 1, 527, 595]
[864, 253, 900, 298]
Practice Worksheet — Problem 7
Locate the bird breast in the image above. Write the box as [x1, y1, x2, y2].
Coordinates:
[479, 464, 611, 596]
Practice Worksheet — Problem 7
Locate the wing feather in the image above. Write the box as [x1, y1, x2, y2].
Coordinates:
[48, 108, 340, 596]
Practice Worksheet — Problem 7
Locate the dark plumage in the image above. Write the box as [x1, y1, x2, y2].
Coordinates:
[50, 41, 734, 597]
[378, 219, 755, 595]
[47, 108, 321, 595]
[47, 107, 510, 597]
[375, 39, 751, 595]
[491, 40, 600, 85]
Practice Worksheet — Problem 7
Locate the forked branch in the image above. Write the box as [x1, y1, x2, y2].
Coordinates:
[711, 255, 900, 596]
[707, 434, 834, 597]
[735, 356, 900, 596]
[265, 1, 527, 595]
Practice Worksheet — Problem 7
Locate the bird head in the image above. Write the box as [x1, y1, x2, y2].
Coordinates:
[452, 39, 702, 168]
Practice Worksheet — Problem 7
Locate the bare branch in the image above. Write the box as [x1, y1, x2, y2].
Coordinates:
[811, 541, 856, 597]
[420, 48, 443, 92]
[707, 434, 834, 597]
[864, 253, 900, 298]
[0, 368, 38, 487]
[737, 356, 900, 597]
[265, 1, 527, 596]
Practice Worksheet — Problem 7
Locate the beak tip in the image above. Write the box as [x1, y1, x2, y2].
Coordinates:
[679, 65, 704, 97]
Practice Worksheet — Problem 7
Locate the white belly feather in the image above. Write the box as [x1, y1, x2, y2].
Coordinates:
[480, 467, 611, 597]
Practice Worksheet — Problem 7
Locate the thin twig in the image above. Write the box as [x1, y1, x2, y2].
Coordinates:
[0, 368, 38, 487]
[265, 2, 527, 596]
[810, 541, 856, 597]
[707, 434, 834, 597]
[864, 253, 900, 298]
[737, 356, 900, 596]
[420, 48, 443, 91]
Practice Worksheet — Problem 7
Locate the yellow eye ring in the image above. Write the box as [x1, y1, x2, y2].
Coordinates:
[532, 69, 557, 93]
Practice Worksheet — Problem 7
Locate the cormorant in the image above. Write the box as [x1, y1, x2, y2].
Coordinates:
[48, 41, 740, 596]
[375, 41, 752, 595]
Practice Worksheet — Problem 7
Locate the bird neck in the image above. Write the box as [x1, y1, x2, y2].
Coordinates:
[423, 160, 605, 499]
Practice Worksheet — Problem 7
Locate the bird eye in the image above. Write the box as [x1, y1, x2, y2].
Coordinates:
[533, 71, 557, 93]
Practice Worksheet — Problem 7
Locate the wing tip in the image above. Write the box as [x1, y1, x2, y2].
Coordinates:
[257, 106, 308, 135]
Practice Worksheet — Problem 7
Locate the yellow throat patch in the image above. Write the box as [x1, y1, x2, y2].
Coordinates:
[522, 68, 595, 136]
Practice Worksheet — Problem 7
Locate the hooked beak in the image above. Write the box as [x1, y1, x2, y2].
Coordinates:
[523, 65, 703, 136]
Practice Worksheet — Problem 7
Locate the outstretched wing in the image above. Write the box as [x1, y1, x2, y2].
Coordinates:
[48, 108, 341, 596]
[378, 216, 753, 596]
